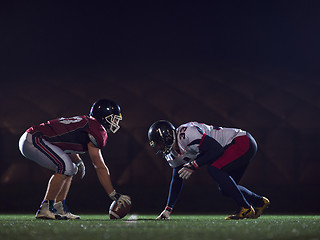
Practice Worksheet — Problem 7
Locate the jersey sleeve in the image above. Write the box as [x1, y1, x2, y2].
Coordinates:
[177, 125, 203, 154]
[87, 117, 108, 149]
[178, 124, 225, 167]
[194, 135, 225, 167]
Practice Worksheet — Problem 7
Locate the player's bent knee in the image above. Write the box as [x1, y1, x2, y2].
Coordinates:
[63, 164, 78, 176]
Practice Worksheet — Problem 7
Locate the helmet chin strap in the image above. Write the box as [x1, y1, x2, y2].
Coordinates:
[163, 143, 173, 155]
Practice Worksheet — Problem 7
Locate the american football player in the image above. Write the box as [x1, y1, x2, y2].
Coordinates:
[19, 99, 131, 220]
[148, 120, 270, 220]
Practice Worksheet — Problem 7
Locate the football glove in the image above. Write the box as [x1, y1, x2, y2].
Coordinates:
[156, 206, 172, 220]
[76, 160, 85, 179]
[109, 190, 131, 207]
[178, 161, 198, 179]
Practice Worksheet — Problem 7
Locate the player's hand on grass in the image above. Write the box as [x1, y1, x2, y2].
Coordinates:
[76, 160, 85, 179]
[156, 207, 172, 220]
[109, 190, 131, 207]
[178, 161, 197, 179]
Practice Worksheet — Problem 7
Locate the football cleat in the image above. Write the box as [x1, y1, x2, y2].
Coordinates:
[225, 206, 255, 220]
[54, 200, 80, 220]
[251, 197, 270, 219]
[35, 200, 62, 220]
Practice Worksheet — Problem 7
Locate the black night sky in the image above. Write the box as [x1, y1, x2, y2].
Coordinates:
[1, 1, 320, 77]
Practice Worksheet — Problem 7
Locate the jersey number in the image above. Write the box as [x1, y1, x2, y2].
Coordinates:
[59, 117, 82, 124]
[179, 127, 188, 140]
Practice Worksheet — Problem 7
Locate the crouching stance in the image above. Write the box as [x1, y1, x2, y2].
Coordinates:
[148, 120, 270, 220]
[19, 99, 130, 220]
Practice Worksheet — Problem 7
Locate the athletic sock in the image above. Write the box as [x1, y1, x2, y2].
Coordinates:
[238, 185, 263, 207]
[208, 166, 250, 208]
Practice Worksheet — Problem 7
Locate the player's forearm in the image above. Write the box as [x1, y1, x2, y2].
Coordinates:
[95, 167, 114, 195]
[166, 168, 184, 208]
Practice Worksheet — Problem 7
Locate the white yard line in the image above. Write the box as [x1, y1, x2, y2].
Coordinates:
[127, 214, 138, 221]
[125, 214, 138, 225]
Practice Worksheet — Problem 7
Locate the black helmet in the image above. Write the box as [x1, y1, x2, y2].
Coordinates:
[89, 99, 122, 133]
[148, 120, 176, 155]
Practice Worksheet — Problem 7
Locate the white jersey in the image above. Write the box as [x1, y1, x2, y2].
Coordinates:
[165, 122, 246, 168]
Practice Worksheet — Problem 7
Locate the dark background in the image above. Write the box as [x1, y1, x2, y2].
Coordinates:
[0, 0, 319, 215]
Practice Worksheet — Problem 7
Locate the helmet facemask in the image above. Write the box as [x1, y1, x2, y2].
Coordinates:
[105, 113, 122, 133]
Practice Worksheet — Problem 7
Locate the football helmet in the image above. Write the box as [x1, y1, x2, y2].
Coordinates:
[89, 99, 122, 133]
[148, 120, 176, 155]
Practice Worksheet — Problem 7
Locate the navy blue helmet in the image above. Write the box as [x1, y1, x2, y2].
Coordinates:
[90, 99, 122, 133]
[148, 120, 176, 155]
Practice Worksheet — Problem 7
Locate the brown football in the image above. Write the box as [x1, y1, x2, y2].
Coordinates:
[109, 199, 131, 219]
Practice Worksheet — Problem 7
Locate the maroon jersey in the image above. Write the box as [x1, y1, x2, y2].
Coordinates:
[26, 115, 108, 153]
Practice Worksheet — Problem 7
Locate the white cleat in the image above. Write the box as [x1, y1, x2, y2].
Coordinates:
[35, 200, 62, 220]
[54, 201, 80, 220]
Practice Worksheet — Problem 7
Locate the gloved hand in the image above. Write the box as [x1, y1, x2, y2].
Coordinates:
[109, 190, 131, 207]
[178, 161, 198, 179]
[76, 160, 85, 179]
[156, 206, 172, 220]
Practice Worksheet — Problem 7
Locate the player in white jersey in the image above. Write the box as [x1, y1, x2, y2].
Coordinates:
[148, 120, 270, 220]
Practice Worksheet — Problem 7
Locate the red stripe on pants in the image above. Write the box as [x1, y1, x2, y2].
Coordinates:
[211, 135, 250, 169]
[35, 137, 64, 174]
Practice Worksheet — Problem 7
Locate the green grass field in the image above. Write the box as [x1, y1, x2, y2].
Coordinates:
[0, 214, 319, 240]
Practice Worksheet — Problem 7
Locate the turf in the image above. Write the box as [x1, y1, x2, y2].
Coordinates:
[0, 214, 319, 240]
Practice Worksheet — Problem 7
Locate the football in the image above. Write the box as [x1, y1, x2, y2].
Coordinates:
[109, 199, 131, 219]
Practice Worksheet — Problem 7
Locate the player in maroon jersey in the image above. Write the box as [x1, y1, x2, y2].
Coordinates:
[19, 99, 131, 220]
